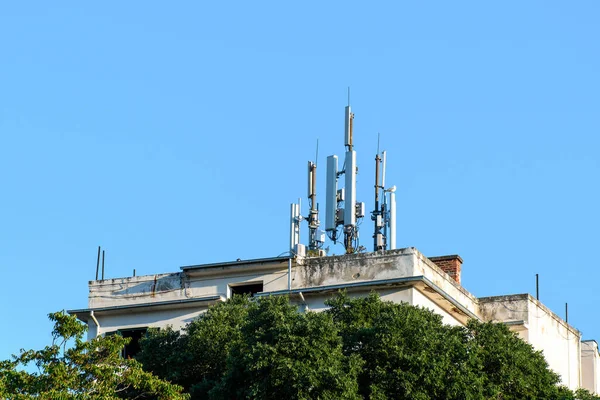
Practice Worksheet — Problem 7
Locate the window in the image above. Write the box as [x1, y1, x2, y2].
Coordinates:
[229, 282, 264, 297]
[118, 328, 148, 359]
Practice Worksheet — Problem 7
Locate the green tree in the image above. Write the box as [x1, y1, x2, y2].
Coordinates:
[0, 311, 188, 400]
[210, 296, 361, 400]
[465, 319, 569, 400]
[137, 294, 252, 398]
[325, 292, 483, 399]
[137, 292, 591, 400]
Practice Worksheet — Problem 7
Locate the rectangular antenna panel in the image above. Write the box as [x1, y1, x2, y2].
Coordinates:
[355, 202, 365, 218]
[317, 230, 326, 243]
[295, 243, 306, 257]
[344, 150, 357, 227]
[389, 192, 396, 250]
[325, 155, 338, 231]
[307, 162, 313, 198]
[336, 208, 344, 225]
[344, 106, 353, 147]
[289, 203, 299, 251]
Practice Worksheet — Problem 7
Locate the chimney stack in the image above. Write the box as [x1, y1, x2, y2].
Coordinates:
[429, 255, 463, 285]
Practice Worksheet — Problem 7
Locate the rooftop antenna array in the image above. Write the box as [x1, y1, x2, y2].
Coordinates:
[289, 89, 397, 256]
[325, 89, 366, 254]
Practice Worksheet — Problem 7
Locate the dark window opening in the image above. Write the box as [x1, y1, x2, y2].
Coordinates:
[230, 282, 263, 297]
[119, 328, 147, 359]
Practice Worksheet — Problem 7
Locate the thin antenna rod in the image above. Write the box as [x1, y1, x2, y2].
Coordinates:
[101, 250, 105, 280]
[535, 274, 539, 300]
[565, 302, 569, 323]
[95, 246, 101, 280]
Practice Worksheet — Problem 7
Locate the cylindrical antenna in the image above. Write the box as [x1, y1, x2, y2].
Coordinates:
[344, 101, 354, 151]
[535, 274, 539, 300]
[95, 246, 101, 280]
[565, 302, 569, 323]
[101, 250, 105, 280]
[308, 161, 314, 199]
[344, 150, 357, 229]
[325, 155, 339, 233]
[374, 153, 381, 206]
[133, 269, 136, 277]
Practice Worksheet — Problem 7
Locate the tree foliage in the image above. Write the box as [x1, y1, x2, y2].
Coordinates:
[0, 311, 188, 400]
[136, 292, 600, 399]
[13, 294, 596, 399]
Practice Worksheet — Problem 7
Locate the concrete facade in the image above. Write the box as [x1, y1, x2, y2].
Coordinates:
[582, 340, 600, 394]
[69, 247, 595, 393]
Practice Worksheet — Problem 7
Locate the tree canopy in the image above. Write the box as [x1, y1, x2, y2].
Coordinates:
[136, 292, 600, 400]
[0, 311, 188, 399]
[4, 294, 599, 399]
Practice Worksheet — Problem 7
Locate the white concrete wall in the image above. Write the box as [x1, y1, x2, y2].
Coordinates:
[581, 340, 600, 394]
[412, 289, 463, 327]
[89, 307, 209, 339]
[479, 295, 581, 391]
[525, 298, 581, 390]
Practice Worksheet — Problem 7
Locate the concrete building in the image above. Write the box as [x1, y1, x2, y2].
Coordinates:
[69, 247, 595, 393]
[582, 340, 600, 393]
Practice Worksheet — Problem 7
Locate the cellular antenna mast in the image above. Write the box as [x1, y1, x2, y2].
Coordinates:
[307, 139, 324, 251]
[372, 134, 397, 251]
[325, 90, 365, 254]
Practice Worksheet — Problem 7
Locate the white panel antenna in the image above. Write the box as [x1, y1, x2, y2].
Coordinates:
[325, 155, 338, 232]
[344, 105, 354, 150]
[389, 186, 397, 250]
[343, 149, 357, 253]
[344, 150, 357, 228]
[289, 203, 300, 252]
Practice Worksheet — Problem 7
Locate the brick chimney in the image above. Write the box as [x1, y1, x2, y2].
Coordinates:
[429, 255, 463, 285]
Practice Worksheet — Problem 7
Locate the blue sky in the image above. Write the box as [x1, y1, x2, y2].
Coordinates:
[1, 1, 598, 360]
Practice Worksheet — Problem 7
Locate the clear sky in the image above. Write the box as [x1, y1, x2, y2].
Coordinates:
[1, 1, 599, 360]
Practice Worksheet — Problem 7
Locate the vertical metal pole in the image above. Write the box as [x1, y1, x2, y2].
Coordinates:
[101, 250, 105, 280]
[373, 153, 381, 252]
[389, 191, 396, 250]
[96, 246, 101, 280]
[566, 301, 571, 388]
[536, 274, 539, 300]
[288, 258, 292, 291]
[133, 269, 136, 277]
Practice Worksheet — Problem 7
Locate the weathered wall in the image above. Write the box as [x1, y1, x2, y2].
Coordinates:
[581, 340, 599, 394]
[87, 307, 209, 340]
[89, 273, 186, 308]
[412, 289, 462, 327]
[294, 248, 417, 289]
[187, 269, 288, 298]
[479, 294, 581, 391]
